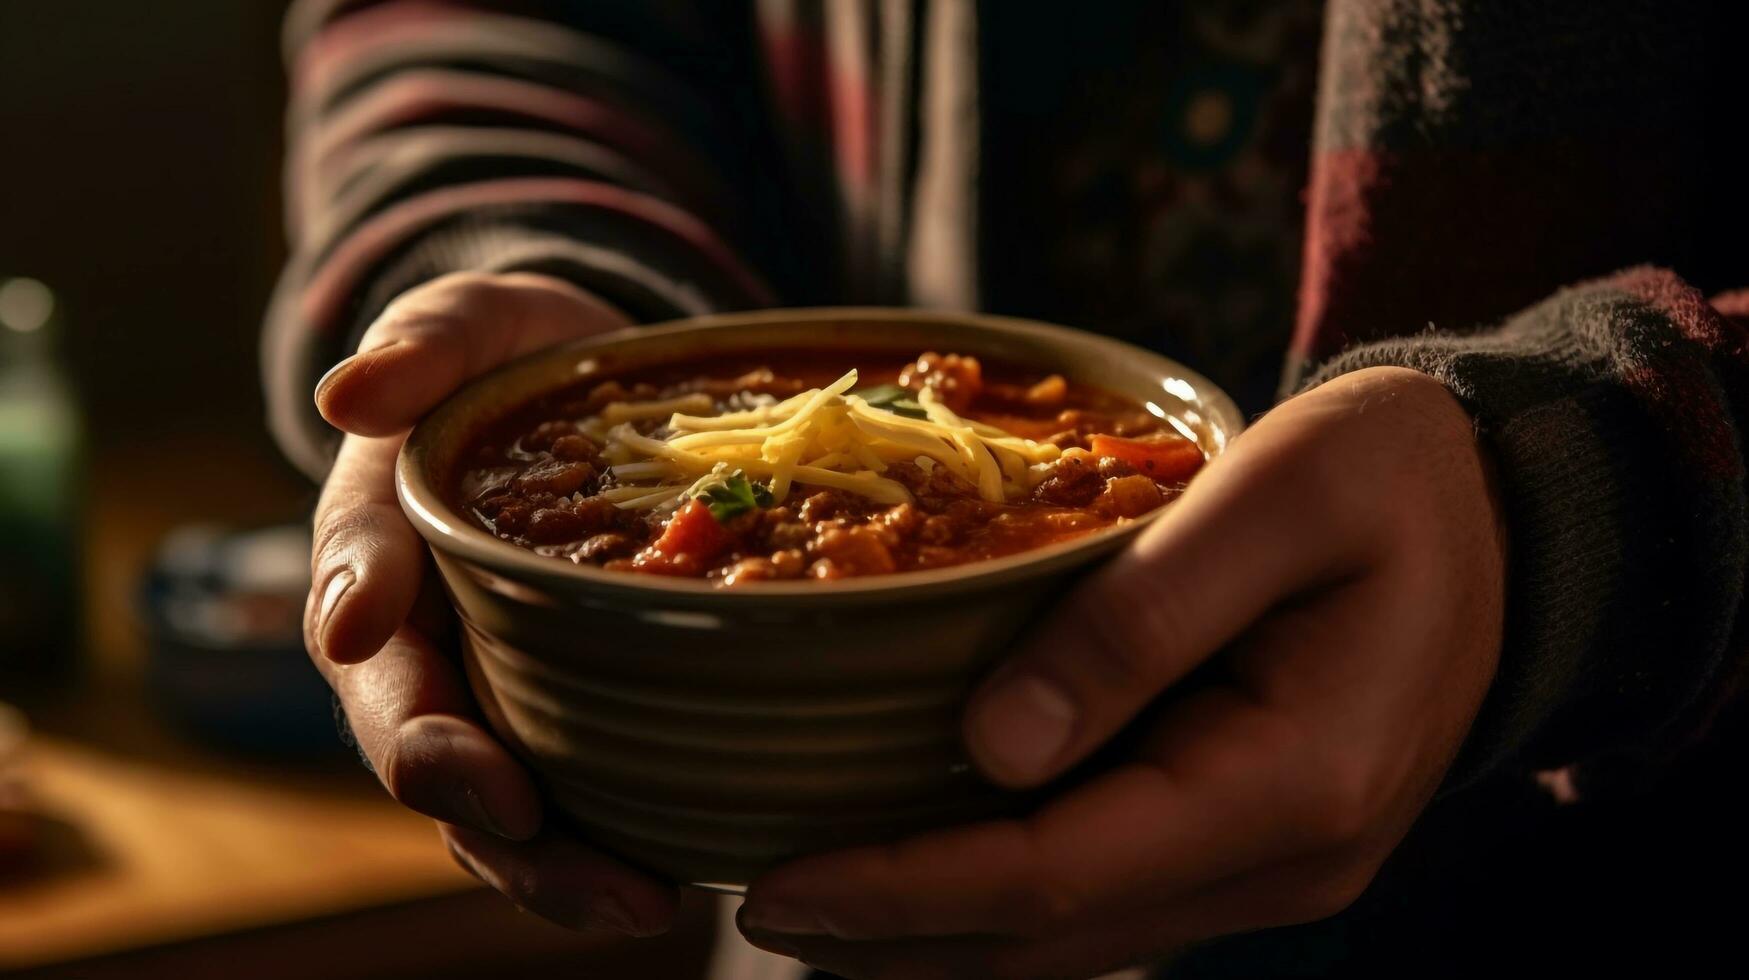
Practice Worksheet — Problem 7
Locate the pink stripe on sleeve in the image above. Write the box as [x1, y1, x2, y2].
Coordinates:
[297, 177, 774, 334]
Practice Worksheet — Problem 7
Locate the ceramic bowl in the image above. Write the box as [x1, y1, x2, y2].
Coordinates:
[397, 307, 1244, 888]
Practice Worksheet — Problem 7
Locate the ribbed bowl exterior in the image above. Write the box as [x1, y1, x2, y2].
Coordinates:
[441, 550, 1055, 885]
[400, 308, 1245, 887]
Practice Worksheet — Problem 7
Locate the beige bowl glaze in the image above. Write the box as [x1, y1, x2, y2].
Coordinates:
[398, 308, 1244, 889]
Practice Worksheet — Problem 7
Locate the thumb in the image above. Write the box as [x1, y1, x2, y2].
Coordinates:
[316, 272, 631, 437]
[961, 438, 1361, 789]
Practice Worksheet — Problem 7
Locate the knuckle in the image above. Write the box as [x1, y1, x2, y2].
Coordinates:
[375, 739, 413, 802]
[312, 499, 382, 570]
[1072, 572, 1179, 691]
[375, 730, 438, 806]
[418, 270, 502, 306]
[372, 273, 503, 337]
[437, 277, 512, 319]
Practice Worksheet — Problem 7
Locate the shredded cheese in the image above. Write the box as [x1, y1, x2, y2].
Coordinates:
[601, 393, 714, 424]
[589, 369, 1063, 510]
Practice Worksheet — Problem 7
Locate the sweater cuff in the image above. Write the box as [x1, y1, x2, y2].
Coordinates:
[1300, 268, 1747, 794]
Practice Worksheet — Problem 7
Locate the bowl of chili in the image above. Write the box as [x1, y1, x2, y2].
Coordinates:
[397, 307, 1244, 888]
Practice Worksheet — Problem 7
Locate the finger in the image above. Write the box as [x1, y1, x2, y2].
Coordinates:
[307, 433, 422, 665]
[316, 272, 631, 436]
[441, 824, 681, 938]
[962, 415, 1374, 788]
[743, 688, 1313, 941]
[743, 889, 1210, 980]
[319, 620, 543, 841]
[745, 852, 1364, 980]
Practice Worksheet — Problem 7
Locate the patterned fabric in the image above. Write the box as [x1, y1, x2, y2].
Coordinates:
[267, 1, 1749, 968]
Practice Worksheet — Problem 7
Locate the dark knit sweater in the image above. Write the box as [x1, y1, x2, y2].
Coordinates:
[266, 0, 1749, 971]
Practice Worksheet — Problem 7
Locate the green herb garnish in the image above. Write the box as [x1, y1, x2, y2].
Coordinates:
[855, 383, 928, 419]
[697, 472, 774, 522]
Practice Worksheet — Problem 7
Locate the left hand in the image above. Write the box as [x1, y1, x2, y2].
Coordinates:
[735, 366, 1508, 979]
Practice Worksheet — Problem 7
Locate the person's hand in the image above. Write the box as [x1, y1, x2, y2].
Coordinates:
[304, 272, 677, 936]
[737, 366, 1508, 979]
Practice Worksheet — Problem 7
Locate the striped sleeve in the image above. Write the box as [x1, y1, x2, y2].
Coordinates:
[1288, 0, 1749, 794]
[1303, 269, 1749, 795]
[265, 0, 779, 478]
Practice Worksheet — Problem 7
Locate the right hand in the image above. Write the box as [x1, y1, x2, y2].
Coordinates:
[304, 272, 674, 936]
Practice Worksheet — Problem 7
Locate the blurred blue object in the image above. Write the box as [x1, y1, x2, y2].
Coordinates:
[140, 524, 337, 755]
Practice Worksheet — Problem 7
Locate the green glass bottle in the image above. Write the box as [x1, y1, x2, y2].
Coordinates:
[0, 277, 82, 685]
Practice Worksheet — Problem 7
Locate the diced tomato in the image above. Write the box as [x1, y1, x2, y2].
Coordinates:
[1088, 434, 1205, 484]
[633, 499, 732, 575]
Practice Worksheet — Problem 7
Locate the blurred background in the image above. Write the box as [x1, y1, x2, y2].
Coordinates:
[0, 3, 717, 975]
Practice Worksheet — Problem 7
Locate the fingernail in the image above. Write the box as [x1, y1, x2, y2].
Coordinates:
[971, 675, 1078, 782]
[448, 781, 511, 839]
[313, 354, 368, 408]
[740, 902, 830, 936]
[590, 895, 647, 936]
[315, 568, 355, 654]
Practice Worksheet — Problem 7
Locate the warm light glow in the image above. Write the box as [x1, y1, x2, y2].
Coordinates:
[0, 278, 54, 333]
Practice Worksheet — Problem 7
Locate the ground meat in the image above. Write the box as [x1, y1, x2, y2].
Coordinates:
[798, 491, 841, 524]
[879, 503, 921, 537]
[457, 354, 1199, 582]
[475, 494, 515, 517]
[571, 495, 622, 532]
[492, 502, 531, 536]
[1040, 510, 1108, 534]
[808, 526, 897, 577]
[753, 507, 814, 551]
[526, 508, 588, 544]
[898, 351, 984, 412]
[1097, 456, 1139, 479]
[1025, 374, 1068, 408]
[760, 506, 797, 526]
[917, 514, 960, 545]
[766, 521, 814, 550]
[889, 461, 982, 509]
[551, 435, 599, 461]
[520, 420, 580, 453]
[718, 548, 810, 585]
[770, 549, 807, 577]
[564, 381, 623, 416]
[1031, 455, 1104, 507]
[945, 498, 996, 522]
[912, 545, 961, 569]
[575, 533, 634, 561]
[677, 368, 807, 400]
[1049, 409, 1169, 444]
[514, 459, 596, 497]
[1046, 430, 1082, 449]
[719, 557, 778, 585]
[1094, 474, 1165, 518]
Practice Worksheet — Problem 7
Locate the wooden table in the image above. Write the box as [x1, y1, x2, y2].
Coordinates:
[0, 683, 717, 979]
[0, 432, 718, 977]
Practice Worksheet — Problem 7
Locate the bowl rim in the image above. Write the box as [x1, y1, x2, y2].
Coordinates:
[397, 306, 1244, 602]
